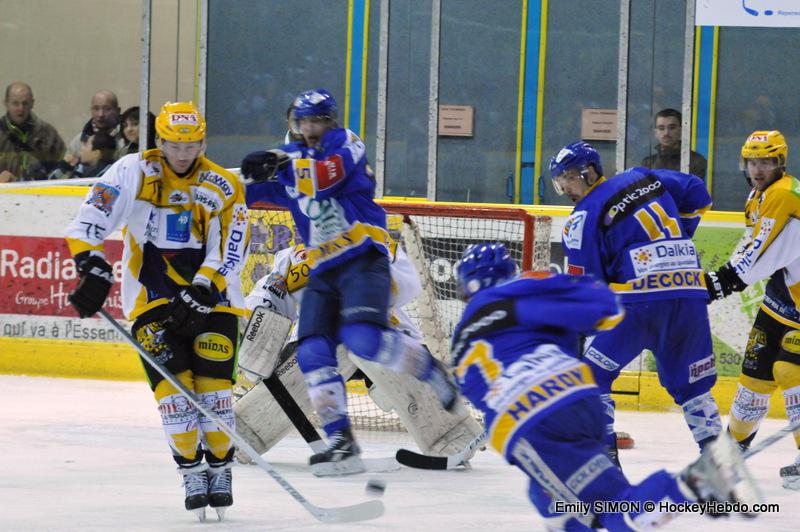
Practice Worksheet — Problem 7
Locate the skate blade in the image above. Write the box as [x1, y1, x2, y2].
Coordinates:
[191, 507, 206, 522]
[311, 456, 366, 477]
[214, 507, 226, 521]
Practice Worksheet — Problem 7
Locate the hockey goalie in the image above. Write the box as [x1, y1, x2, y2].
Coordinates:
[234, 241, 483, 473]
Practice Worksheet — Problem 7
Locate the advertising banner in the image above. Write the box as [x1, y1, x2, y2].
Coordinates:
[696, 0, 800, 27]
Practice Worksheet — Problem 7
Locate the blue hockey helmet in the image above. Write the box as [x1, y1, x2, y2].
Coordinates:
[549, 141, 603, 195]
[455, 242, 518, 300]
[292, 88, 338, 122]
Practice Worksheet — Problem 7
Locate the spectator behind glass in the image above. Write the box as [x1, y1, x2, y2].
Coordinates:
[0, 82, 66, 182]
[63, 90, 125, 165]
[67, 131, 117, 179]
[641, 108, 707, 179]
[116, 106, 156, 159]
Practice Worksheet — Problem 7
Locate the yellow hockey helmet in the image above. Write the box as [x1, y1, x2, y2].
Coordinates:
[741, 130, 788, 167]
[155, 101, 206, 143]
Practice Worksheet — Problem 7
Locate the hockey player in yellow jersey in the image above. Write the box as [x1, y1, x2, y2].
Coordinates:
[65, 102, 250, 519]
[704, 130, 800, 489]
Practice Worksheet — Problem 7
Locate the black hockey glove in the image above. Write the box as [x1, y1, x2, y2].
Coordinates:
[704, 262, 747, 301]
[240, 149, 291, 184]
[68, 255, 114, 317]
[163, 284, 219, 338]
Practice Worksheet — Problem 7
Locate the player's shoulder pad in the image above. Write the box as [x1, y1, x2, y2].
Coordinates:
[762, 174, 800, 208]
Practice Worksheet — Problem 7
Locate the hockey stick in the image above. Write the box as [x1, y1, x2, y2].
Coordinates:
[742, 418, 800, 460]
[260, 372, 326, 453]
[395, 430, 487, 470]
[99, 309, 383, 523]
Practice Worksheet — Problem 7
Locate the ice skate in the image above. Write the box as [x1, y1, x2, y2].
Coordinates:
[180, 465, 209, 521]
[680, 432, 762, 517]
[309, 428, 365, 477]
[208, 464, 233, 521]
[779, 454, 800, 490]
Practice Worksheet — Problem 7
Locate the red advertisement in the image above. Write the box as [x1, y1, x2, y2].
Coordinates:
[0, 235, 124, 318]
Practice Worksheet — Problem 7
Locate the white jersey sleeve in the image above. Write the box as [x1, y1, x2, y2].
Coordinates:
[64, 155, 141, 258]
[244, 246, 299, 321]
[389, 247, 422, 309]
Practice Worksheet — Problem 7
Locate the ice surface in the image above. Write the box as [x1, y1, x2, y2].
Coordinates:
[2, 375, 797, 531]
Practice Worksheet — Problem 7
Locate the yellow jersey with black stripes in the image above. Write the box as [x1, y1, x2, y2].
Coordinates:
[733, 173, 800, 326]
[451, 272, 624, 457]
[65, 151, 250, 320]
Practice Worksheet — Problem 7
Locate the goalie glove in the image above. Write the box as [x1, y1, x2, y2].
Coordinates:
[68, 254, 114, 318]
[163, 284, 219, 338]
[704, 262, 747, 301]
[240, 149, 291, 184]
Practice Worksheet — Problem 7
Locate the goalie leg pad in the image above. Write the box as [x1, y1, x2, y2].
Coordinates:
[352, 355, 482, 455]
[155, 370, 200, 460]
[680, 392, 722, 449]
[238, 306, 294, 379]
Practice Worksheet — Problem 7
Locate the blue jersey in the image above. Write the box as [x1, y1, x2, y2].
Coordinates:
[562, 167, 711, 303]
[246, 128, 390, 273]
[451, 272, 624, 455]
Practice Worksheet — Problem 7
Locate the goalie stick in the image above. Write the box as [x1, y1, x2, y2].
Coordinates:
[395, 430, 487, 470]
[99, 309, 384, 524]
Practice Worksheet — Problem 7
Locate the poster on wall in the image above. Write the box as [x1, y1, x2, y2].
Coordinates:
[696, 0, 800, 27]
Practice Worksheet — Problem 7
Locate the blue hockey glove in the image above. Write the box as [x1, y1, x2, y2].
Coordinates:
[240, 149, 291, 184]
[163, 284, 219, 338]
[69, 254, 114, 317]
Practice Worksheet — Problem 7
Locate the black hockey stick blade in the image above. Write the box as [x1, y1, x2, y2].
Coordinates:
[395, 448, 449, 470]
[395, 430, 487, 470]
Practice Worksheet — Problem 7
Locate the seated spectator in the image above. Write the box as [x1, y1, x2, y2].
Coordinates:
[67, 131, 117, 179]
[641, 108, 707, 179]
[63, 90, 125, 165]
[0, 82, 66, 182]
[115, 106, 156, 159]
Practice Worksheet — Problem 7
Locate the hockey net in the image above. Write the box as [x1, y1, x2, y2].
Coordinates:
[243, 201, 552, 431]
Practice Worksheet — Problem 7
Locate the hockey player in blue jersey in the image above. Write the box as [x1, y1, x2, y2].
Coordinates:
[453, 242, 761, 531]
[549, 141, 721, 466]
[239, 89, 460, 475]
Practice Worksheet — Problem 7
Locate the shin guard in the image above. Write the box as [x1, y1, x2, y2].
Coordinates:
[155, 370, 200, 460]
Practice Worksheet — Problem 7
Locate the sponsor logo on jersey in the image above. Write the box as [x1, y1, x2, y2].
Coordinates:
[166, 210, 192, 243]
[169, 112, 198, 126]
[734, 217, 775, 277]
[194, 332, 234, 361]
[232, 204, 248, 227]
[199, 171, 234, 198]
[781, 330, 800, 354]
[217, 228, 245, 277]
[602, 177, 663, 226]
[86, 183, 120, 216]
[583, 346, 620, 371]
[688, 354, 716, 383]
[563, 210, 587, 250]
[315, 155, 346, 191]
[168, 190, 189, 204]
[629, 240, 699, 276]
[194, 188, 221, 213]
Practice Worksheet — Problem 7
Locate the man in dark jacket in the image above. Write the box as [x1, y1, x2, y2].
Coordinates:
[641, 108, 707, 179]
[0, 82, 65, 182]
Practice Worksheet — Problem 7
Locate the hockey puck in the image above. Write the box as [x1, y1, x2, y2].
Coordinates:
[365, 479, 387, 497]
[616, 431, 635, 450]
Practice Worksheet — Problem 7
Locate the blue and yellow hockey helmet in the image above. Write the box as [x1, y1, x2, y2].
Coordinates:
[549, 141, 603, 195]
[455, 242, 518, 300]
[292, 89, 338, 122]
